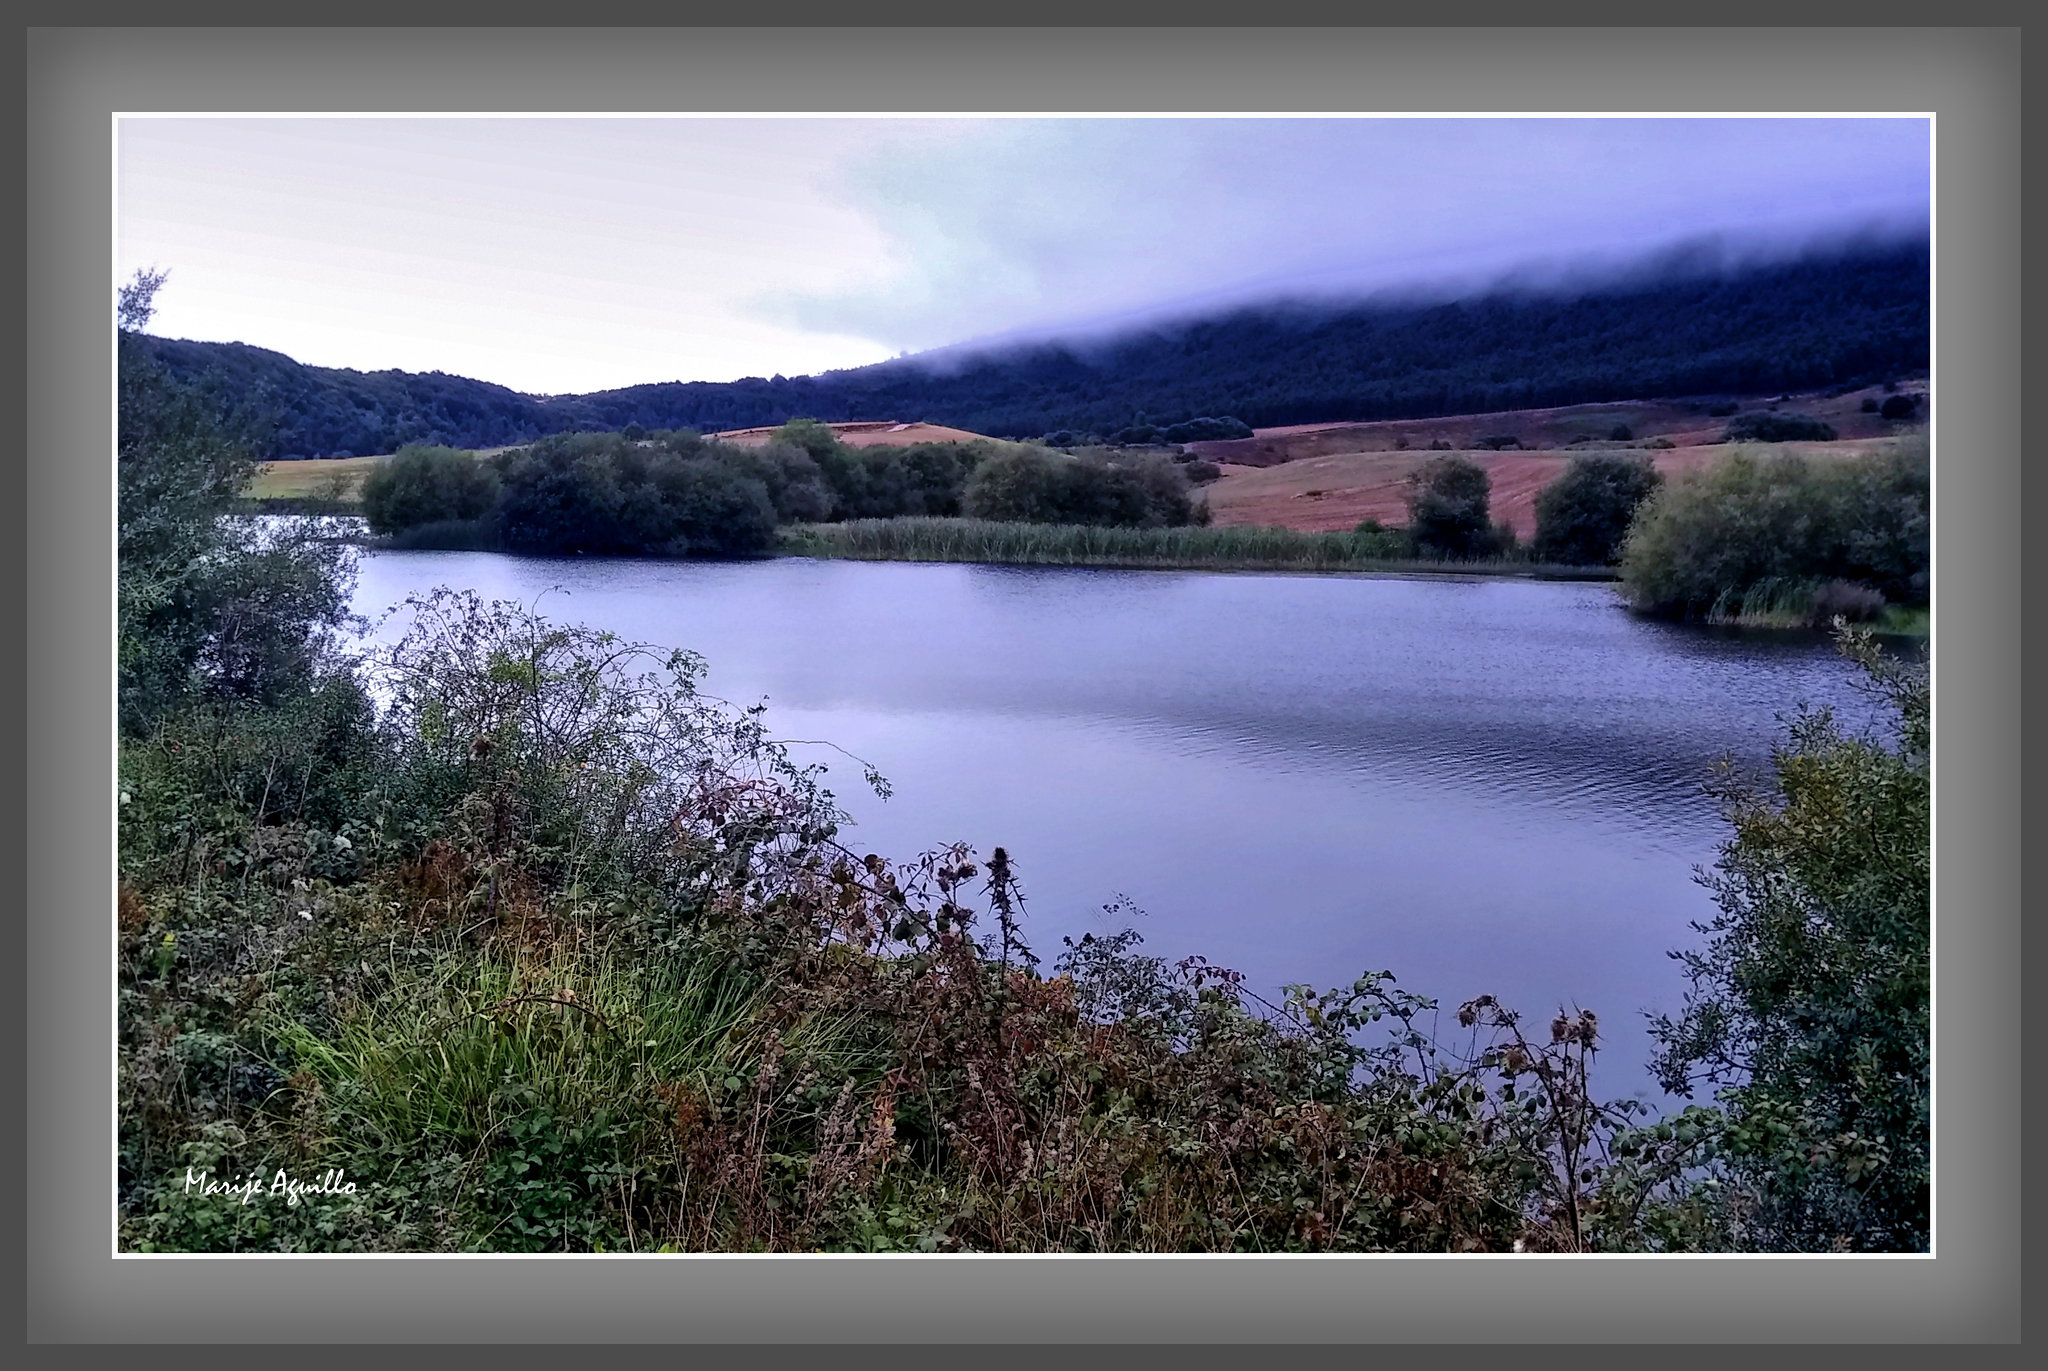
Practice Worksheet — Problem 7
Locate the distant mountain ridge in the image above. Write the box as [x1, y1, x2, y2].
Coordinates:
[131, 240, 1929, 460]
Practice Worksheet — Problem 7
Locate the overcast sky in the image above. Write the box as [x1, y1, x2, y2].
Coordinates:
[117, 116, 1930, 396]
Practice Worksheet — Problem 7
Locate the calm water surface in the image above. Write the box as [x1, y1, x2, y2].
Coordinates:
[351, 552, 1889, 1103]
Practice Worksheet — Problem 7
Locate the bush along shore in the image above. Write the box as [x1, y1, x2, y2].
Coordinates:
[1617, 439, 1928, 633]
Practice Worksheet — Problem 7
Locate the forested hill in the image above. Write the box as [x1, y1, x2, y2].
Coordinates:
[134, 241, 1928, 459]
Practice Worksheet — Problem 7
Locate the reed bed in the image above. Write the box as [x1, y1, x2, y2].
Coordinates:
[779, 517, 1612, 579]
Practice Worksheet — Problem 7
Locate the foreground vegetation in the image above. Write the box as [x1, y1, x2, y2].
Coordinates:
[115, 587, 1931, 1254]
[118, 272, 1930, 1253]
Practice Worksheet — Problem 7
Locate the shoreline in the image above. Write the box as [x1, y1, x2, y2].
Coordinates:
[246, 509, 1923, 635]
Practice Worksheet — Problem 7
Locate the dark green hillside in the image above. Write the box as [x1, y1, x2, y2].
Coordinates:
[132, 240, 1928, 458]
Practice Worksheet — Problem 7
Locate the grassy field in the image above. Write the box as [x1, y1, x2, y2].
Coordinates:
[778, 517, 1614, 579]
[243, 454, 387, 502]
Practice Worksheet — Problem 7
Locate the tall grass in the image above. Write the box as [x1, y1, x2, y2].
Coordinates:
[780, 517, 1612, 578]
[1704, 576, 1892, 630]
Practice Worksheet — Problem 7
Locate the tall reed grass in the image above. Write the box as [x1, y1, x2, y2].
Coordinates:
[780, 517, 1610, 578]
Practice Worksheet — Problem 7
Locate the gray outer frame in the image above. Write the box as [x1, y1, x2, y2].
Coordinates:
[26, 25, 2019, 1343]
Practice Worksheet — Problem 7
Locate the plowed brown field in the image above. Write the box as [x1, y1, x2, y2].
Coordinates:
[1201, 437, 1915, 540]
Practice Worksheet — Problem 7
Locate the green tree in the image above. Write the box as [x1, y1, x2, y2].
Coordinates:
[1532, 453, 1663, 566]
[1648, 629, 1929, 1250]
[1403, 455, 1496, 559]
[118, 269, 357, 732]
[359, 445, 500, 535]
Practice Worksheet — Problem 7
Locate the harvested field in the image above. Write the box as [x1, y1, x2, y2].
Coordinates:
[1202, 437, 1915, 539]
[713, 419, 992, 449]
[244, 454, 388, 502]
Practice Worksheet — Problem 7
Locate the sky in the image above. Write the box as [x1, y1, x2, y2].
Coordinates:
[117, 116, 1931, 397]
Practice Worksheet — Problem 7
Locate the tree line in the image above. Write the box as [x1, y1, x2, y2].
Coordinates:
[360, 423, 1208, 555]
[130, 241, 1928, 457]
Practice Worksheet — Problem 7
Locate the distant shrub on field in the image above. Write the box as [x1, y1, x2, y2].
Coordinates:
[1532, 453, 1664, 567]
[1608, 424, 1634, 441]
[1181, 459, 1223, 485]
[1706, 402, 1740, 418]
[1880, 394, 1919, 421]
[359, 445, 500, 536]
[1404, 455, 1505, 560]
[1619, 439, 1928, 619]
[1476, 434, 1521, 451]
[1861, 397, 1882, 413]
[1722, 412, 1838, 443]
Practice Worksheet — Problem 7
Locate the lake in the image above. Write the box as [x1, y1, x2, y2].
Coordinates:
[350, 550, 1891, 1104]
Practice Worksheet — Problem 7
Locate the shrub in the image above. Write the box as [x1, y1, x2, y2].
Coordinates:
[1706, 402, 1739, 418]
[1531, 454, 1663, 567]
[1608, 424, 1634, 441]
[360, 445, 500, 537]
[1645, 437, 1675, 450]
[1648, 629, 1928, 1250]
[1879, 395, 1918, 421]
[1618, 441, 1928, 619]
[1860, 397, 1881, 413]
[1722, 413, 1837, 443]
[1476, 434, 1521, 451]
[1181, 459, 1223, 486]
[1403, 455, 1499, 560]
[1428, 438, 1454, 451]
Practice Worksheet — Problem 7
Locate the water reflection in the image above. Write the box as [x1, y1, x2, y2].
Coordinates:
[351, 552, 1888, 1103]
